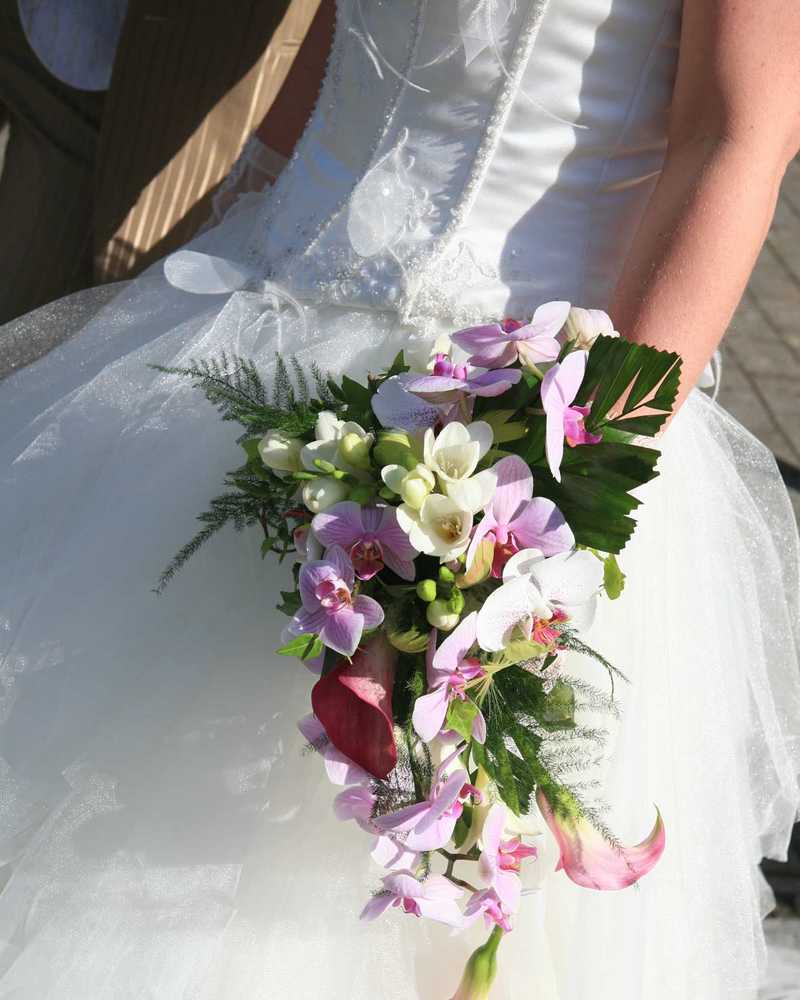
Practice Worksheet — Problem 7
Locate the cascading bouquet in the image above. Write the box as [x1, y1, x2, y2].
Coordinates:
[157, 302, 681, 998]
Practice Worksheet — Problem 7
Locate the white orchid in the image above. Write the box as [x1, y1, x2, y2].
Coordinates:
[563, 307, 619, 351]
[423, 421, 496, 512]
[258, 430, 303, 473]
[476, 547, 604, 652]
[301, 411, 374, 475]
[396, 493, 474, 562]
[381, 462, 436, 510]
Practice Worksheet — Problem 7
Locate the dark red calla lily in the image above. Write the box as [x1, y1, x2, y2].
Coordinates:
[311, 636, 397, 779]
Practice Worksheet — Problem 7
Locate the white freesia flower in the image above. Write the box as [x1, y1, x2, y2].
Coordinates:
[301, 411, 374, 475]
[563, 307, 619, 351]
[381, 462, 436, 510]
[476, 547, 604, 652]
[258, 430, 303, 473]
[302, 477, 350, 514]
[396, 493, 474, 561]
[423, 421, 496, 513]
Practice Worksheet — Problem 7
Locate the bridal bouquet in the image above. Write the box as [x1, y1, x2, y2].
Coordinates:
[159, 302, 680, 998]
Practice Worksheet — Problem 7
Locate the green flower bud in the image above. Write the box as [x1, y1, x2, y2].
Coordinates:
[427, 599, 460, 631]
[373, 429, 418, 471]
[313, 458, 337, 475]
[448, 587, 465, 615]
[438, 565, 456, 584]
[416, 579, 438, 603]
[449, 927, 503, 1000]
[339, 431, 372, 470]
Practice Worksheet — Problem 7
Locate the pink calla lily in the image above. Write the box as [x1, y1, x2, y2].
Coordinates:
[361, 872, 463, 926]
[536, 787, 666, 890]
[311, 636, 397, 779]
[540, 350, 602, 482]
[412, 616, 487, 744]
[451, 301, 570, 370]
[466, 456, 574, 575]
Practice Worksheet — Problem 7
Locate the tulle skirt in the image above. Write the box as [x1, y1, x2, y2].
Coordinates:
[0, 242, 798, 998]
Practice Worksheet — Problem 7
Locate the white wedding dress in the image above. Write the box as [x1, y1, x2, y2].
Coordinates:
[1, 2, 799, 997]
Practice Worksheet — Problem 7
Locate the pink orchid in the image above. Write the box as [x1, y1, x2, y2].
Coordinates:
[536, 788, 666, 890]
[371, 374, 445, 431]
[297, 713, 371, 786]
[462, 887, 514, 933]
[540, 350, 602, 482]
[451, 301, 570, 370]
[371, 835, 420, 872]
[290, 545, 384, 656]
[404, 356, 522, 404]
[466, 456, 574, 576]
[412, 615, 487, 744]
[311, 636, 397, 779]
[372, 763, 474, 852]
[478, 804, 537, 911]
[312, 502, 418, 581]
[333, 785, 377, 829]
[361, 872, 463, 927]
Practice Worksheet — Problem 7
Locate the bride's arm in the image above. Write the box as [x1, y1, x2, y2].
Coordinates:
[610, 0, 800, 408]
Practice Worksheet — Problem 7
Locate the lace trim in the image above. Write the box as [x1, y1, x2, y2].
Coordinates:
[400, 0, 552, 324]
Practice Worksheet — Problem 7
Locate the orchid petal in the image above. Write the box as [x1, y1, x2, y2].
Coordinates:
[468, 369, 523, 396]
[489, 456, 533, 525]
[379, 548, 416, 581]
[353, 595, 385, 631]
[412, 687, 450, 743]
[532, 550, 603, 607]
[530, 299, 572, 334]
[432, 611, 479, 677]
[371, 836, 420, 871]
[320, 610, 363, 657]
[471, 708, 487, 744]
[507, 498, 574, 556]
[372, 375, 442, 431]
[312, 502, 363, 548]
[476, 575, 543, 652]
[415, 769, 469, 833]
[360, 893, 394, 922]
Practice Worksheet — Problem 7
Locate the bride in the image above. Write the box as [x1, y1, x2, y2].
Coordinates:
[1, 1, 799, 997]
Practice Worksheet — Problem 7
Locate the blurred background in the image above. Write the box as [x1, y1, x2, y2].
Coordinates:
[1, 1, 799, 995]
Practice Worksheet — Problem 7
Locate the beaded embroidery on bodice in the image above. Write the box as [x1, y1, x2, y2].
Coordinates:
[247, 0, 682, 330]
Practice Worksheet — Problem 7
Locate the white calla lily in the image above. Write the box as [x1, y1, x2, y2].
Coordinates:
[477, 547, 603, 652]
[396, 494, 473, 561]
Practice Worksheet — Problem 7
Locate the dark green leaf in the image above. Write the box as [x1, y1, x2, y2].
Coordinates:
[446, 699, 480, 741]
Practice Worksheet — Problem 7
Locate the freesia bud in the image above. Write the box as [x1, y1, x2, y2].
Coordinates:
[339, 432, 372, 470]
[563, 307, 618, 351]
[438, 565, 456, 584]
[302, 477, 350, 513]
[449, 926, 503, 1000]
[258, 430, 303, 472]
[381, 463, 435, 510]
[373, 429, 418, 471]
[427, 599, 460, 631]
[416, 579, 438, 603]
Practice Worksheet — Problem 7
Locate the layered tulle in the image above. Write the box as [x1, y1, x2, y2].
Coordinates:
[0, 255, 797, 996]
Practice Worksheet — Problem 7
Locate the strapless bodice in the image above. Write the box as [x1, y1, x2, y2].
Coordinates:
[247, 0, 682, 327]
